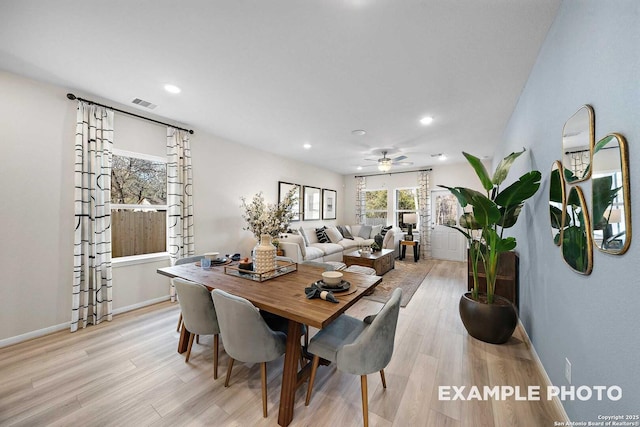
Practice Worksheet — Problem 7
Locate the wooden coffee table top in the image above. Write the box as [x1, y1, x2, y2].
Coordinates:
[343, 248, 394, 259]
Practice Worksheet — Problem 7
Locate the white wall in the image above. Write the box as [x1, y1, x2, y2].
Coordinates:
[0, 70, 344, 343]
[493, 0, 640, 419]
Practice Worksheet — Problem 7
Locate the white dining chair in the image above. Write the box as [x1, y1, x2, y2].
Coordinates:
[173, 278, 221, 379]
[173, 255, 205, 332]
[211, 289, 287, 417]
[305, 288, 402, 427]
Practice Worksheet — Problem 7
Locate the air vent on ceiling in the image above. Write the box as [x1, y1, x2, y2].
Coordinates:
[131, 98, 157, 109]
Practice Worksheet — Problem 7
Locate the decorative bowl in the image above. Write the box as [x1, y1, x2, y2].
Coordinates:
[321, 271, 343, 287]
[204, 252, 220, 260]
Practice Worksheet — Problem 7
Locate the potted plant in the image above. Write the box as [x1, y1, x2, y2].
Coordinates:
[439, 149, 541, 344]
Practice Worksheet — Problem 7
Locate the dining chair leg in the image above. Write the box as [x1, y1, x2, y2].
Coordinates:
[176, 313, 183, 332]
[213, 334, 219, 379]
[185, 331, 195, 363]
[360, 375, 369, 427]
[305, 355, 321, 406]
[224, 358, 235, 387]
[196, 334, 200, 344]
[380, 369, 387, 388]
[261, 362, 268, 417]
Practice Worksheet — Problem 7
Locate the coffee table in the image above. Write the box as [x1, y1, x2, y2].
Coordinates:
[343, 248, 395, 275]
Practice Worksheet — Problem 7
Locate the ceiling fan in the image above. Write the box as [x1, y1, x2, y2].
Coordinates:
[364, 150, 413, 172]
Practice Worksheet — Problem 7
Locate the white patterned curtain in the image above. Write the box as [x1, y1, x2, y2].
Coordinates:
[355, 176, 366, 224]
[418, 171, 431, 258]
[167, 128, 194, 300]
[71, 102, 114, 332]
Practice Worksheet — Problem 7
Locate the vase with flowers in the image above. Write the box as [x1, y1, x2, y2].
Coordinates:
[241, 189, 297, 273]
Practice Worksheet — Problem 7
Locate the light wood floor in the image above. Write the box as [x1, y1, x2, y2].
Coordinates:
[0, 260, 567, 426]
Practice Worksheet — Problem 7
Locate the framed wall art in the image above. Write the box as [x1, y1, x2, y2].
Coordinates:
[303, 186, 321, 220]
[322, 189, 337, 220]
[278, 181, 301, 221]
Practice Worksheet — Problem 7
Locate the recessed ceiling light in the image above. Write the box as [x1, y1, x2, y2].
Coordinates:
[420, 116, 434, 125]
[352, 129, 366, 136]
[357, 166, 363, 171]
[439, 154, 447, 161]
[303, 143, 312, 150]
[164, 84, 181, 94]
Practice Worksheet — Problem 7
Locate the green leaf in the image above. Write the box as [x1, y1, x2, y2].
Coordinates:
[499, 204, 523, 229]
[437, 185, 470, 207]
[549, 167, 564, 203]
[468, 191, 501, 227]
[496, 236, 517, 252]
[494, 171, 542, 208]
[492, 149, 525, 186]
[550, 205, 564, 229]
[463, 152, 493, 192]
[594, 135, 615, 154]
[592, 176, 614, 229]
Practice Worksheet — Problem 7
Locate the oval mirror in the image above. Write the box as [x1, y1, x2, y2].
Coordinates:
[561, 186, 593, 275]
[562, 105, 594, 183]
[549, 161, 566, 246]
[591, 133, 631, 255]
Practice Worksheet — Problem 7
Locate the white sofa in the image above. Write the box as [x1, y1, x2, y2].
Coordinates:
[278, 224, 402, 263]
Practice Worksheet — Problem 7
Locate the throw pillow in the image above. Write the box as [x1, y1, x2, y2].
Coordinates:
[382, 229, 394, 248]
[298, 226, 310, 246]
[337, 225, 354, 239]
[325, 226, 343, 243]
[380, 225, 392, 237]
[370, 224, 382, 238]
[315, 226, 330, 243]
[358, 225, 372, 239]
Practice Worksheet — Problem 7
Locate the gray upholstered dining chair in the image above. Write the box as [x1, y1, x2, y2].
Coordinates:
[173, 278, 221, 379]
[304, 288, 402, 427]
[211, 289, 287, 418]
[173, 255, 205, 332]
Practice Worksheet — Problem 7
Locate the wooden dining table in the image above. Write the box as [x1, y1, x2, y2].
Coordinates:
[157, 261, 382, 426]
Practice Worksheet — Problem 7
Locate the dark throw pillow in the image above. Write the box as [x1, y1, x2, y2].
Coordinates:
[315, 226, 329, 243]
[337, 225, 354, 240]
[380, 225, 392, 237]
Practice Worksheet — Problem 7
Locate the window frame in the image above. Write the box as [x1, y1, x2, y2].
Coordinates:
[394, 186, 419, 230]
[111, 148, 169, 261]
[363, 188, 388, 226]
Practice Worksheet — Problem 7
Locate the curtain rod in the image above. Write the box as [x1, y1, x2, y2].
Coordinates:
[355, 168, 431, 178]
[67, 93, 194, 134]
[564, 145, 616, 155]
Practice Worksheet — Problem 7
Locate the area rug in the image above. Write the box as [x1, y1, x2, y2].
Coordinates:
[364, 258, 435, 307]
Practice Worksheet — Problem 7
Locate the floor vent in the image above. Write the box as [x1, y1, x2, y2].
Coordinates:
[131, 98, 157, 109]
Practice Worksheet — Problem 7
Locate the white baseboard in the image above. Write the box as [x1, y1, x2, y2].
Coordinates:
[0, 322, 69, 348]
[112, 295, 171, 315]
[517, 320, 571, 422]
[0, 295, 171, 349]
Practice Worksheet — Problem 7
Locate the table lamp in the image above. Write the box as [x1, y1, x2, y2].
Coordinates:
[403, 213, 418, 240]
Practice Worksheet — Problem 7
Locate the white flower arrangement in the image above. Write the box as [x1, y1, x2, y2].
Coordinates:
[240, 188, 297, 240]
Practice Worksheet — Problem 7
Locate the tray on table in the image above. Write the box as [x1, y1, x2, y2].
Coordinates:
[224, 260, 297, 282]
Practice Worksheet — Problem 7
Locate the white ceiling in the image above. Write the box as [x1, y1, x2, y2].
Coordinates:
[0, 0, 560, 175]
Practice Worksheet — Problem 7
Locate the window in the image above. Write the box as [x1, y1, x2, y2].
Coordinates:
[395, 187, 418, 230]
[111, 149, 167, 258]
[364, 189, 388, 226]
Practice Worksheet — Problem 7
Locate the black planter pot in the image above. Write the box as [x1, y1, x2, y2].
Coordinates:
[459, 292, 518, 344]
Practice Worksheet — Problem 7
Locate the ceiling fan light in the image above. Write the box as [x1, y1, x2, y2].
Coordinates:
[378, 160, 392, 172]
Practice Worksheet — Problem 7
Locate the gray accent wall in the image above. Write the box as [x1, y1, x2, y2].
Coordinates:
[494, 0, 640, 420]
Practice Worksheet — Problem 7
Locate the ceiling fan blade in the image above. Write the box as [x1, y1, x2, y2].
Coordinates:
[391, 155, 407, 162]
[392, 161, 413, 166]
[364, 157, 380, 162]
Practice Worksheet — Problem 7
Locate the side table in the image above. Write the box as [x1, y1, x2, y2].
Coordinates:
[399, 240, 420, 261]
